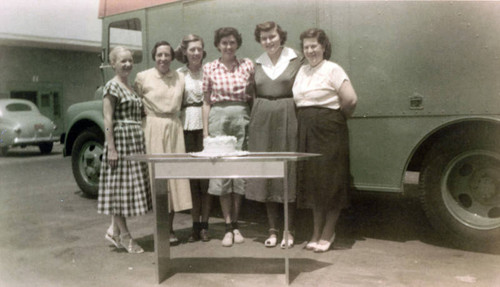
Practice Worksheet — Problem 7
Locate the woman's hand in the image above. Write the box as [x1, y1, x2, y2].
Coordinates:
[107, 148, 118, 168]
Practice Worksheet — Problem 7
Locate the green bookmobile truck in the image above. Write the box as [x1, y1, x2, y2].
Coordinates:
[63, 0, 500, 249]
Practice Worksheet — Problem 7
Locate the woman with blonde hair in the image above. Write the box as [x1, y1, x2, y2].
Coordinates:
[98, 46, 151, 254]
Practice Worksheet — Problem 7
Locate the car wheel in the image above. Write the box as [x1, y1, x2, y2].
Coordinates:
[0, 146, 8, 156]
[71, 130, 103, 198]
[39, 142, 54, 154]
[419, 125, 500, 251]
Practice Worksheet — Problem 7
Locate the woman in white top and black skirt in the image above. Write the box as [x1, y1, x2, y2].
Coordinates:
[175, 34, 213, 242]
[292, 28, 357, 253]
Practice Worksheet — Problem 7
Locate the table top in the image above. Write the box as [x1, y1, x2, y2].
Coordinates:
[125, 152, 321, 163]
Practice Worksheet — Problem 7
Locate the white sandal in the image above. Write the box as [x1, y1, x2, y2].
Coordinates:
[265, 235, 278, 247]
[264, 228, 278, 247]
[280, 231, 294, 249]
[105, 232, 122, 249]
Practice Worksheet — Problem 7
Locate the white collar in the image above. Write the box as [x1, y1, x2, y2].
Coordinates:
[256, 47, 297, 80]
[256, 47, 297, 66]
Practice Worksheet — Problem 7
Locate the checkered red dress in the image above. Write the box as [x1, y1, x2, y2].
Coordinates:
[98, 81, 152, 217]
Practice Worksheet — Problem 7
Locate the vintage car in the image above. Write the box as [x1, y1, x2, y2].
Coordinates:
[0, 98, 58, 156]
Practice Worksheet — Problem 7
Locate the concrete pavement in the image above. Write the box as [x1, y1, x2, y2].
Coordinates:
[1, 144, 500, 287]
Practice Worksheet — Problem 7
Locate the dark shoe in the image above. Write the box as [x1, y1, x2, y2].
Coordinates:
[188, 222, 201, 242]
[200, 229, 210, 242]
[188, 232, 200, 242]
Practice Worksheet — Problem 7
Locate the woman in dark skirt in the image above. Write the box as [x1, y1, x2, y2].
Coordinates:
[292, 28, 357, 253]
[246, 21, 303, 249]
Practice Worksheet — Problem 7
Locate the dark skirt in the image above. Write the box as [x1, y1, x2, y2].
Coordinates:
[296, 107, 350, 210]
[184, 129, 208, 194]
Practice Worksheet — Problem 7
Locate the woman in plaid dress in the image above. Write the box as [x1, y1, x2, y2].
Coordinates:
[98, 46, 152, 254]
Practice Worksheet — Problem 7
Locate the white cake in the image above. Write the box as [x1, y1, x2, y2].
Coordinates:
[202, 136, 237, 155]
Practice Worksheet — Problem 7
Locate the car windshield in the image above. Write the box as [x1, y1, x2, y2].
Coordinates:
[6, 103, 32, 112]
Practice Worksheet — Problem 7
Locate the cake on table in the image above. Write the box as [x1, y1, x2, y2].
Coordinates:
[203, 135, 237, 154]
[191, 135, 248, 157]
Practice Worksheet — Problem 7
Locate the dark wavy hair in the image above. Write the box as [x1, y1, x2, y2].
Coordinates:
[174, 34, 207, 64]
[254, 21, 287, 45]
[213, 27, 242, 50]
[299, 28, 332, 60]
[151, 41, 175, 61]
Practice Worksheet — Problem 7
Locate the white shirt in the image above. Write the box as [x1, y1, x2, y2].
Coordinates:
[293, 60, 349, 110]
[177, 66, 203, 130]
[255, 47, 297, 80]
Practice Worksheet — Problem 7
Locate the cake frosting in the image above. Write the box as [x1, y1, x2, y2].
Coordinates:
[202, 136, 237, 154]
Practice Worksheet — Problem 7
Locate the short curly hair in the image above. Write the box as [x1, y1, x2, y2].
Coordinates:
[213, 27, 242, 50]
[300, 28, 332, 60]
[151, 41, 175, 61]
[254, 21, 287, 45]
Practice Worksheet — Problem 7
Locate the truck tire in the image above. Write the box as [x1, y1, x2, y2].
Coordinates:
[39, 142, 53, 154]
[419, 125, 500, 251]
[71, 129, 104, 198]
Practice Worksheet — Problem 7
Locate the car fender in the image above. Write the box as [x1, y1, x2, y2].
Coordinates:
[63, 100, 104, 156]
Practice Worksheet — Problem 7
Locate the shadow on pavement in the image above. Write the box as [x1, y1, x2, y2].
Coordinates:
[162, 257, 330, 284]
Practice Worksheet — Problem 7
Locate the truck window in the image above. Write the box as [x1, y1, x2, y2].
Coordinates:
[109, 18, 143, 63]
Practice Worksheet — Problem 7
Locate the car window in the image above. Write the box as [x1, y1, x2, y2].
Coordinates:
[6, 103, 32, 112]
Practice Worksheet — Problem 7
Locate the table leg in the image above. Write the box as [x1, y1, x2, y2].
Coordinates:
[152, 167, 171, 283]
[283, 161, 289, 285]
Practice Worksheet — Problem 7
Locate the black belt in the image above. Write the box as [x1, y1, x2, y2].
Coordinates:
[256, 95, 291, 101]
[182, 102, 203, 109]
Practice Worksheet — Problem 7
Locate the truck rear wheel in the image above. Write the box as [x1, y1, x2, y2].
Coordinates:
[71, 129, 103, 198]
[419, 126, 500, 251]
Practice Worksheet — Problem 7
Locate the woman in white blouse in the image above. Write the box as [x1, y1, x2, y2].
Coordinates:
[292, 28, 357, 253]
[175, 34, 213, 242]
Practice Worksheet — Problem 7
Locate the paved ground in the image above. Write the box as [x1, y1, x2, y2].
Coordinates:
[1, 144, 500, 287]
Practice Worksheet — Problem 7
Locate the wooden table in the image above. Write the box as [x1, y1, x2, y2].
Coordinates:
[125, 152, 320, 285]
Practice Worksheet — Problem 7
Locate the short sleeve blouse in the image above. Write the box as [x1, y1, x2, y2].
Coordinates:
[103, 81, 142, 122]
[202, 58, 254, 105]
[292, 60, 349, 110]
[134, 68, 185, 115]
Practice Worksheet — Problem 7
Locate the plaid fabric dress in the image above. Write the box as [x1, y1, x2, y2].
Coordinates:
[97, 81, 152, 217]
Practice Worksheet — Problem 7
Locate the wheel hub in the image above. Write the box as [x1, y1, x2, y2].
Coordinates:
[79, 142, 103, 185]
[443, 150, 500, 229]
[469, 169, 500, 205]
